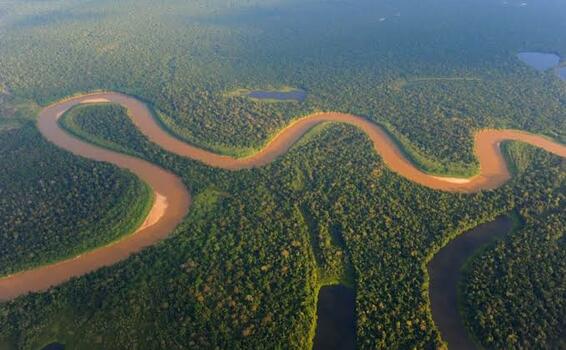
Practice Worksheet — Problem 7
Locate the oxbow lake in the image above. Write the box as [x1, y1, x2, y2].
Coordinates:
[313, 285, 356, 350]
[428, 216, 513, 350]
[517, 52, 560, 71]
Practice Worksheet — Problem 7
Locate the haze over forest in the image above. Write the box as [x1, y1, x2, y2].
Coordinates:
[0, 0, 565, 349]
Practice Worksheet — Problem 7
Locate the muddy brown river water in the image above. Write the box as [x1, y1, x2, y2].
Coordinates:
[0, 91, 564, 348]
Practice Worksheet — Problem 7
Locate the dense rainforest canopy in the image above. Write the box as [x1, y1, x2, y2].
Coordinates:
[0, 121, 152, 276]
[0, 0, 565, 349]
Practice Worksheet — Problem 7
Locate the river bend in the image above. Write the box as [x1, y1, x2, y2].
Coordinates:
[0, 93, 565, 335]
[55, 94, 565, 192]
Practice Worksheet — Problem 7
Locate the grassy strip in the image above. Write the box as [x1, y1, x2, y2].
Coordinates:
[0, 120, 23, 132]
[224, 85, 305, 103]
[409, 77, 483, 83]
[1, 96, 40, 121]
[296, 204, 356, 349]
[294, 205, 323, 350]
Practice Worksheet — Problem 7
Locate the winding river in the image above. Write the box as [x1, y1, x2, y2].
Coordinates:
[0, 91, 565, 347]
[428, 216, 514, 350]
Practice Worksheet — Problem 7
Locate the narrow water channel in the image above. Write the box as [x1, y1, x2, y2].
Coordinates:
[41, 343, 65, 350]
[428, 216, 514, 350]
[313, 285, 356, 350]
[2, 92, 564, 302]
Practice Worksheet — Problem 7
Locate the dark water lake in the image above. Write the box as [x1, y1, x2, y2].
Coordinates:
[247, 89, 307, 102]
[313, 285, 356, 350]
[41, 343, 65, 350]
[428, 216, 513, 350]
[517, 52, 560, 71]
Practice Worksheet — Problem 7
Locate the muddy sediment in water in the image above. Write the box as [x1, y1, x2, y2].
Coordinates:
[0, 92, 564, 301]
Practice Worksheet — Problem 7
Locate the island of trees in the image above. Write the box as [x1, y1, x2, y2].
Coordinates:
[0, 0, 565, 348]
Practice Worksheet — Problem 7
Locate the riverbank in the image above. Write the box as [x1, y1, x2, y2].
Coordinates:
[428, 215, 517, 349]
[0, 94, 191, 300]
[1, 91, 565, 303]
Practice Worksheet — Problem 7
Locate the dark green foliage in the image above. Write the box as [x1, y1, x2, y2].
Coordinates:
[0, 0, 565, 348]
[461, 144, 565, 349]
[60, 104, 149, 158]
[1, 0, 565, 172]
[0, 123, 152, 276]
[1, 106, 562, 349]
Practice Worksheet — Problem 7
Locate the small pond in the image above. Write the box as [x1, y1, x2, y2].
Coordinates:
[517, 52, 560, 71]
[41, 343, 65, 350]
[313, 285, 356, 350]
[247, 89, 307, 102]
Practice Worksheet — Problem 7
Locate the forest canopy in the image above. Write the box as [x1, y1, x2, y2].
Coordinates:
[0, 0, 565, 349]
